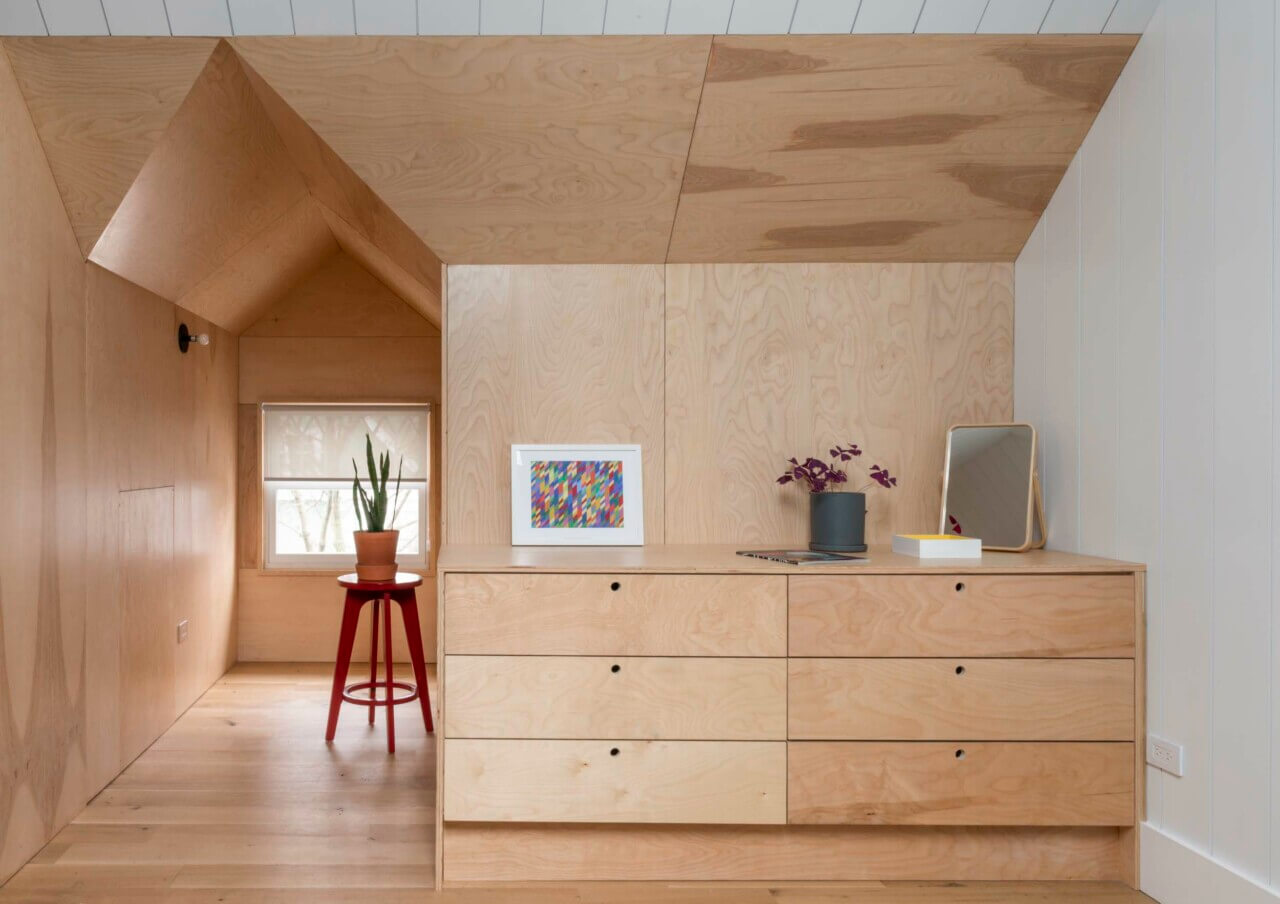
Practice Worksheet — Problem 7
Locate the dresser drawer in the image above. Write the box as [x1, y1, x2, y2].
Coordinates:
[789, 573, 1135, 657]
[788, 742, 1134, 826]
[444, 739, 786, 824]
[788, 658, 1133, 741]
[445, 573, 786, 656]
[446, 655, 786, 740]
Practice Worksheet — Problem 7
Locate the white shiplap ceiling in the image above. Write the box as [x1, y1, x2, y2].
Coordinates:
[0, 0, 1160, 36]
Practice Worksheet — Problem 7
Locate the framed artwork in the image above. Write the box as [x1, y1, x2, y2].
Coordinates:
[510, 444, 644, 546]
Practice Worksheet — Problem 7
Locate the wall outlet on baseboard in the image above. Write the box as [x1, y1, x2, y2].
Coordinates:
[177, 619, 189, 644]
[1148, 735, 1184, 776]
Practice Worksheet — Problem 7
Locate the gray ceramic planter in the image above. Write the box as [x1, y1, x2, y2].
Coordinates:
[809, 491, 867, 552]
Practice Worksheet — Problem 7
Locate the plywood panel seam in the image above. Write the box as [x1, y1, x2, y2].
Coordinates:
[662, 38, 713, 265]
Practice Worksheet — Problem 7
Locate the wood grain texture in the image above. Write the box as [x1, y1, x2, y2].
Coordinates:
[89, 41, 310, 302]
[1, 37, 217, 255]
[444, 265, 666, 544]
[244, 250, 438, 338]
[444, 739, 786, 824]
[176, 196, 338, 334]
[235, 53, 443, 321]
[789, 573, 1136, 657]
[238, 336, 441, 403]
[234, 254, 440, 661]
[230, 36, 710, 265]
[788, 659, 1134, 741]
[444, 655, 786, 740]
[236, 406, 262, 570]
[0, 43, 91, 882]
[664, 263, 1013, 546]
[442, 824, 1129, 882]
[1, 665, 1150, 900]
[787, 742, 1135, 827]
[444, 573, 786, 656]
[0, 45, 238, 881]
[437, 544, 1145, 575]
[117, 488, 177, 764]
[236, 570, 427, 663]
[669, 35, 1137, 262]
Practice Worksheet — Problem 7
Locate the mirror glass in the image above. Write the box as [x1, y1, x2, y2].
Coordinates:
[941, 424, 1036, 550]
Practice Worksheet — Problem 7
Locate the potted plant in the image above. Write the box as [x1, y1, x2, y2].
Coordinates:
[777, 442, 897, 552]
[351, 434, 403, 582]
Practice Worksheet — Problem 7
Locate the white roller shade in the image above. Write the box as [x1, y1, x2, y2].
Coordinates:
[262, 404, 429, 482]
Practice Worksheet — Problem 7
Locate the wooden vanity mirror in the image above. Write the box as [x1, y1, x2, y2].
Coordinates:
[940, 423, 1047, 552]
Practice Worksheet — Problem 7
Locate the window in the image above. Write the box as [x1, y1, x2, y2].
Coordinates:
[262, 404, 430, 570]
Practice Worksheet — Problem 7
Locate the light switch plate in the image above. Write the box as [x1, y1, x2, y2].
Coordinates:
[177, 619, 189, 644]
[1148, 735, 1184, 777]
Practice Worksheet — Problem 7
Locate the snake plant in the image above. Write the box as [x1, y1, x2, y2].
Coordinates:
[352, 434, 402, 532]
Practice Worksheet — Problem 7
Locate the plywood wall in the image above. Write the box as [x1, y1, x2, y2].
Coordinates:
[445, 263, 1012, 548]
[1013, 3, 1280, 899]
[0, 46, 238, 883]
[236, 250, 442, 662]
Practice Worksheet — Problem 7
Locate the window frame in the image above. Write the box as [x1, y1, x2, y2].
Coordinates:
[260, 403, 431, 572]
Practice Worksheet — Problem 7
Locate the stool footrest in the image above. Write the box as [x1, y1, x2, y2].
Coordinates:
[342, 680, 419, 707]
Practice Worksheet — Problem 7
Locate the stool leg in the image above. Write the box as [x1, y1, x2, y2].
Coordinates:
[368, 598, 380, 725]
[326, 592, 363, 742]
[383, 592, 395, 753]
[397, 590, 434, 733]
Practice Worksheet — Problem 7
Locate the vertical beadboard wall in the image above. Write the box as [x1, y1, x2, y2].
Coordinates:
[1014, 0, 1280, 897]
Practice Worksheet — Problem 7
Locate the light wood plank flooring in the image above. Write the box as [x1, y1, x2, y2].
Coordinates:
[1, 663, 1156, 903]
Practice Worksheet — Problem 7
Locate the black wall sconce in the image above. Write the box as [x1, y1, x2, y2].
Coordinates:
[177, 323, 210, 354]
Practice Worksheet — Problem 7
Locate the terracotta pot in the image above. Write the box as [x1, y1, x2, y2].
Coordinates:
[353, 530, 399, 582]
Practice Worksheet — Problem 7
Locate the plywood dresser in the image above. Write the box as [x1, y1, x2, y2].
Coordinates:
[435, 545, 1145, 887]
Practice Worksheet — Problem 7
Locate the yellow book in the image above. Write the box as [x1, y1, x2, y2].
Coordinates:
[892, 533, 982, 558]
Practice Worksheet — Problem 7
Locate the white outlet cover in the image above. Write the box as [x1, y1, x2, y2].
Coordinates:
[1147, 734, 1184, 777]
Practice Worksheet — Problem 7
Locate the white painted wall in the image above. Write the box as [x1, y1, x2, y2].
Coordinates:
[1014, 0, 1280, 897]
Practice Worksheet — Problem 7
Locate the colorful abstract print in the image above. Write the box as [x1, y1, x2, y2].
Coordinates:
[530, 460, 624, 529]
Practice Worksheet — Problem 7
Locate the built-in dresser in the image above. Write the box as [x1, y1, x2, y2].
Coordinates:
[435, 545, 1145, 887]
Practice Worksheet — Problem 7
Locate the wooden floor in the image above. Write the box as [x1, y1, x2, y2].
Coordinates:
[1, 663, 1157, 903]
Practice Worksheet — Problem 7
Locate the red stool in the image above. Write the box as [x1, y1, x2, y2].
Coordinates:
[325, 572, 434, 753]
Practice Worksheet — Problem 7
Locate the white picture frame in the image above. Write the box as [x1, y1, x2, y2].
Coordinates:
[510, 444, 644, 546]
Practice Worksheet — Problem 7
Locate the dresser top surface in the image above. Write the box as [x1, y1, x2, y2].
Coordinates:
[437, 544, 1144, 575]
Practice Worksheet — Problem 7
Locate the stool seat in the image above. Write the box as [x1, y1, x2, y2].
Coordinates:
[325, 572, 434, 753]
[337, 572, 423, 591]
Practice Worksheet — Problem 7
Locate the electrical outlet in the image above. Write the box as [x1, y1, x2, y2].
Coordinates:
[1148, 735, 1184, 777]
[177, 619, 189, 644]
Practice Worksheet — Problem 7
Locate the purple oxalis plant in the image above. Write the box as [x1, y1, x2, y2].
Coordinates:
[777, 442, 898, 494]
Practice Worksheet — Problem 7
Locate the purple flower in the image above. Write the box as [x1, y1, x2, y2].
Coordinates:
[777, 442, 898, 494]
[948, 514, 963, 535]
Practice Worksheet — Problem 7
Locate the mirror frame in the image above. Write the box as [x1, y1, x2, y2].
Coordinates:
[939, 422, 1043, 552]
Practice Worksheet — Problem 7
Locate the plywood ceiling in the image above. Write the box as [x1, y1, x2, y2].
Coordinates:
[668, 34, 1136, 262]
[2, 33, 1136, 280]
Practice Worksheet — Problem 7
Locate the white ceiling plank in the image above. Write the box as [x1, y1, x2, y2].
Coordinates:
[914, 0, 987, 33]
[0, 0, 48, 33]
[665, 0, 730, 33]
[38, 0, 109, 34]
[292, 0, 354, 33]
[851, 0, 923, 32]
[1103, 0, 1157, 33]
[604, 0, 667, 34]
[355, 0, 416, 33]
[419, 0, 478, 33]
[227, 0, 293, 34]
[165, 0, 231, 34]
[102, 0, 170, 34]
[1039, 0, 1116, 33]
[789, 0, 859, 33]
[542, 0, 604, 33]
[479, 0, 541, 33]
[728, 0, 797, 34]
[976, 0, 1050, 32]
